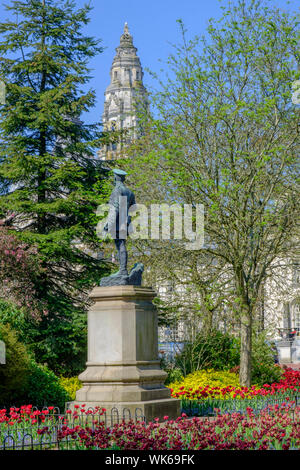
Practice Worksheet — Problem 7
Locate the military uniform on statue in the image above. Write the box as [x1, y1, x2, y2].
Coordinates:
[100, 169, 144, 286]
[67, 168, 180, 422]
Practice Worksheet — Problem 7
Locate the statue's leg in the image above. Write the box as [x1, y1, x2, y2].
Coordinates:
[100, 239, 128, 286]
[118, 239, 128, 276]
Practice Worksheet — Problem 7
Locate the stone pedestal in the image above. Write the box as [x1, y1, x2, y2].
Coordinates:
[68, 286, 180, 422]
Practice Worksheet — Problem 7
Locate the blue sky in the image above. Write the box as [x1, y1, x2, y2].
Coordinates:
[0, 0, 299, 124]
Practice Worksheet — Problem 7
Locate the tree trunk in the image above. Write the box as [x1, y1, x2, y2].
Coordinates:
[239, 309, 252, 387]
[203, 308, 214, 335]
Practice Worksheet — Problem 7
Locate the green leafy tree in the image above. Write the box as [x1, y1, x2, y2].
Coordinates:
[0, 0, 110, 374]
[126, 0, 300, 386]
[175, 329, 240, 376]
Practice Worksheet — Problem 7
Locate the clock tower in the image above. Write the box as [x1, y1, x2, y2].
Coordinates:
[98, 23, 148, 160]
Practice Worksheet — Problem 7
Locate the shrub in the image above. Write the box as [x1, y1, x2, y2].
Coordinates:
[251, 361, 282, 387]
[59, 376, 81, 400]
[0, 323, 31, 405]
[0, 299, 32, 348]
[251, 333, 283, 386]
[0, 323, 71, 409]
[22, 361, 71, 410]
[0, 297, 87, 378]
[175, 329, 240, 376]
[164, 368, 183, 386]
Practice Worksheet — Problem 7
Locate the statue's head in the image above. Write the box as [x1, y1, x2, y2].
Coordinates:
[113, 168, 127, 183]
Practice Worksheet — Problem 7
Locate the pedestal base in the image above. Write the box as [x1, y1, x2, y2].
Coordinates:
[69, 286, 181, 423]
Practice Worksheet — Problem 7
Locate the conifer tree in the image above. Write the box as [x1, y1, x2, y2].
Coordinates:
[0, 0, 110, 374]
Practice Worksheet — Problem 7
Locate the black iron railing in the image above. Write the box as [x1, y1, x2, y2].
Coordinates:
[0, 406, 146, 450]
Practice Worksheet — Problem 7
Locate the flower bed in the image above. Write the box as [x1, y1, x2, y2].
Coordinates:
[166, 367, 300, 417]
[168, 368, 300, 401]
[1, 403, 300, 450]
[54, 404, 300, 450]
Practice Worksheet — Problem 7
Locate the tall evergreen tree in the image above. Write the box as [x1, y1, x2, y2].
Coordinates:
[0, 0, 110, 374]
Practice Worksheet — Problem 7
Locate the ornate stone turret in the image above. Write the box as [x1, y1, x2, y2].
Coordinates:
[98, 23, 148, 160]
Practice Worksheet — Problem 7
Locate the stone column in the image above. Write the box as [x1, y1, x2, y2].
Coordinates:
[68, 285, 180, 422]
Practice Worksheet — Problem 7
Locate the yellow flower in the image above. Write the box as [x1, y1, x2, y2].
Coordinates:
[167, 369, 257, 400]
[59, 376, 81, 400]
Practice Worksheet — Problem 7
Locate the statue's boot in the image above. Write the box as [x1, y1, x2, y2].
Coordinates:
[100, 268, 129, 287]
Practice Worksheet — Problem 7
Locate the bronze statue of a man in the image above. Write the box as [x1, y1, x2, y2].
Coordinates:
[100, 168, 143, 286]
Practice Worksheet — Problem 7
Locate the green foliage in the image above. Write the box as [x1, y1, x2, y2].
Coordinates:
[251, 361, 282, 387]
[0, 323, 31, 405]
[59, 376, 81, 401]
[0, 298, 28, 334]
[174, 329, 282, 386]
[0, 322, 70, 409]
[22, 361, 70, 410]
[27, 305, 88, 377]
[164, 368, 184, 386]
[0, 297, 87, 376]
[176, 329, 240, 377]
[251, 333, 283, 386]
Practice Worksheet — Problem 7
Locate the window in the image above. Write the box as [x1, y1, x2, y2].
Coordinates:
[114, 71, 118, 80]
[136, 71, 139, 80]
[125, 68, 131, 81]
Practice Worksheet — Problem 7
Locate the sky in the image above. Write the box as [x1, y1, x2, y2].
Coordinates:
[0, 0, 299, 124]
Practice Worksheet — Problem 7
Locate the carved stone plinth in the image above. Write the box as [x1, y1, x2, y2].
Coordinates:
[67, 286, 180, 422]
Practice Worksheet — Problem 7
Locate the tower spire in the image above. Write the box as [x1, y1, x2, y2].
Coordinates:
[119, 21, 134, 49]
[98, 24, 148, 160]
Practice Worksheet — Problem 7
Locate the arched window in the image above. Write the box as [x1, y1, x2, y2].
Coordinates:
[125, 68, 131, 82]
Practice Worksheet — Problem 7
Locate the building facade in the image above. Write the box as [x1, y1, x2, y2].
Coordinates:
[98, 23, 148, 161]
